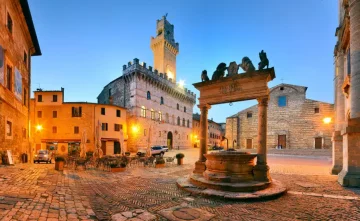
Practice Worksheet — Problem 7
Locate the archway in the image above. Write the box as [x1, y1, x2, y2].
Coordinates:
[167, 132, 173, 150]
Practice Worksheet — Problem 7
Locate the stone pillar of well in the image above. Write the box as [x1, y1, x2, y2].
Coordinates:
[253, 97, 271, 182]
[332, 51, 345, 175]
[338, 0, 360, 187]
[193, 104, 211, 174]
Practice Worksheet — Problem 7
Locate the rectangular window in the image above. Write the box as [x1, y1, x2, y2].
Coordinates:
[314, 108, 319, 114]
[6, 121, 12, 136]
[53, 111, 57, 118]
[22, 128, 26, 139]
[159, 131, 161, 137]
[102, 123, 108, 131]
[53, 95, 58, 102]
[74, 126, 79, 134]
[7, 13, 12, 34]
[37, 111, 42, 118]
[72, 107, 82, 117]
[278, 96, 287, 107]
[144, 129, 147, 136]
[116, 109, 121, 117]
[101, 107, 105, 115]
[141, 107, 146, 118]
[109, 88, 112, 97]
[6, 65, 12, 90]
[151, 110, 155, 120]
[23, 51, 27, 65]
[52, 126, 57, 134]
[114, 124, 121, 131]
[247, 112, 252, 118]
[38, 94, 42, 102]
[23, 88, 27, 106]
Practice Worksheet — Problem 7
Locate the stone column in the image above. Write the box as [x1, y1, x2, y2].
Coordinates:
[193, 104, 211, 174]
[253, 97, 271, 182]
[338, 0, 360, 187]
[332, 52, 345, 175]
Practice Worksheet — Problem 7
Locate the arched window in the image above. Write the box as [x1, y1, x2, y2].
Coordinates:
[151, 109, 155, 120]
[147, 91, 151, 100]
[182, 118, 185, 126]
[177, 103, 179, 110]
[141, 106, 146, 118]
[160, 97, 164, 105]
[184, 106, 186, 113]
[187, 120, 190, 128]
[177, 116, 180, 125]
[172, 115, 175, 124]
[166, 113, 169, 123]
[159, 111, 162, 121]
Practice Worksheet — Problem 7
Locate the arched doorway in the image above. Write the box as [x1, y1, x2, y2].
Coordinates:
[167, 132, 173, 150]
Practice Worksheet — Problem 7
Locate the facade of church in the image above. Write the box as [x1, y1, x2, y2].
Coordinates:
[97, 16, 196, 152]
[226, 83, 334, 149]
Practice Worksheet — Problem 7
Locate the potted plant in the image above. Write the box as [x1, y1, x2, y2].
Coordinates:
[86, 151, 94, 158]
[176, 153, 185, 165]
[125, 152, 131, 156]
[55, 156, 65, 171]
[110, 161, 127, 172]
[155, 157, 165, 168]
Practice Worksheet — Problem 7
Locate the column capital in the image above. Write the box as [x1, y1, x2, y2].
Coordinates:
[257, 97, 269, 106]
[197, 104, 211, 110]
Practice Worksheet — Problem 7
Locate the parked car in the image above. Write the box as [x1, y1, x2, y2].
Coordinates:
[34, 150, 53, 164]
[208, 145, 224, 151]
[161, 146, 169, 152]
[136, 146, 167, 157]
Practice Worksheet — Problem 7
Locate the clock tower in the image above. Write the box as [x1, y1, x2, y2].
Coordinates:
[150, 15, 179, 83]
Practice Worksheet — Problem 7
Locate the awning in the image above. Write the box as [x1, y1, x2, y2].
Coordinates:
[41, 139, 81, 143]
[101, 138, 119, 142]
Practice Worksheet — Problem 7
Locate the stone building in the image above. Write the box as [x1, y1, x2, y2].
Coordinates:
[97, 16, 196, 152]
[0, 0, 41, 162]
[226, 83, 334, 149]
[192, 113, 224, 148]
[30, 88, 128, 157]
[332, 0, 360, 187]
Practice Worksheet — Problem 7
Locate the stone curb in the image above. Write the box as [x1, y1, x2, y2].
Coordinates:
[176, 177, 287, 201]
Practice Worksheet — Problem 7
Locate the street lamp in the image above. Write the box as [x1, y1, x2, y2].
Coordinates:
[36, 124, 43, 131]
[323, 117, 332, 124]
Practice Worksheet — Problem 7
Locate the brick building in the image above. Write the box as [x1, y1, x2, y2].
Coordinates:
[0, 0, 41, 162]
[30, 88, 127, 157]
[192, 113, 224, 148]
[97, 16, 196, 152]
[226, 83, 334, 149]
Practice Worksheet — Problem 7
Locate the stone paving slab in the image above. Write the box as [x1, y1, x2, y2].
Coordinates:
[1, 161, 360, 220]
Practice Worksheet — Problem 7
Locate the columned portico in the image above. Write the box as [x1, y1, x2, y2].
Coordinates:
[193, 104, 211, 174]
[338, 0, 360, 187]
[254, 97, 271, 182]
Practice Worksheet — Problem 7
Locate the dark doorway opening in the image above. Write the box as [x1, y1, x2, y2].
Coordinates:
[278, 135, 286, 149]
[114, 141, 121, 154]
[246, 139, 252, 149]
[315, 137, 322, 149]
[167, 132, 173, 149]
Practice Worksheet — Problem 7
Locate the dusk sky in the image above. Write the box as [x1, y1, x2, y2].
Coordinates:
[29, 0, 337, 123]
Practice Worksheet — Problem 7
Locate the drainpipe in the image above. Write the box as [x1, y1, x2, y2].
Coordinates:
[28, 46, 35, 163]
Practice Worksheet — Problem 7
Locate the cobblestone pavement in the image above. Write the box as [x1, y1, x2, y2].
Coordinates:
[0, 150, 359, 221]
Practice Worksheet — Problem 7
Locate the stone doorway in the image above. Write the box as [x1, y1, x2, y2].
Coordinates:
[167, 132, 173, 149]
[114, 141, 121, 154]
[246, 139, 252, 149]
[315, 137, 322, 149]
[278, 135, 286, 148]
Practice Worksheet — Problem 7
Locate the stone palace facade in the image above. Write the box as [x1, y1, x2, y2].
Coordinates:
[97, 16, 196, 152]
[226, 83, 334, 149]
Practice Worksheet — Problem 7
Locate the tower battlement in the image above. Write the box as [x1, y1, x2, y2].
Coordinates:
[122, 58, 196, 102]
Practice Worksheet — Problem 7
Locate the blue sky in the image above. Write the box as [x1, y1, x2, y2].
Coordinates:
[29, 0, 337, 123]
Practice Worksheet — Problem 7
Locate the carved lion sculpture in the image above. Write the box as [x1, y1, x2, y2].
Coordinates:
[258, 50, 269, 70]
[201, 70, 209, 82]
[212, 63, 227, 81]
[239, 57, 255, 73]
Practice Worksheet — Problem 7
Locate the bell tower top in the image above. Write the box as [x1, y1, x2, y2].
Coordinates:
[151, 15, 179, 82]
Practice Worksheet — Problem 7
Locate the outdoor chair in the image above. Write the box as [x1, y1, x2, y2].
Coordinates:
[144, 157, 155, 167]
[166, 156, 175, 164]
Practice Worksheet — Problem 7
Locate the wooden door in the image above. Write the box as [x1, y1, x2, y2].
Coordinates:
[278, 135, 286, 148]
[101, 141, 106, 155]
[246, 139, 252, 149]
[315, 137, 322, 149]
